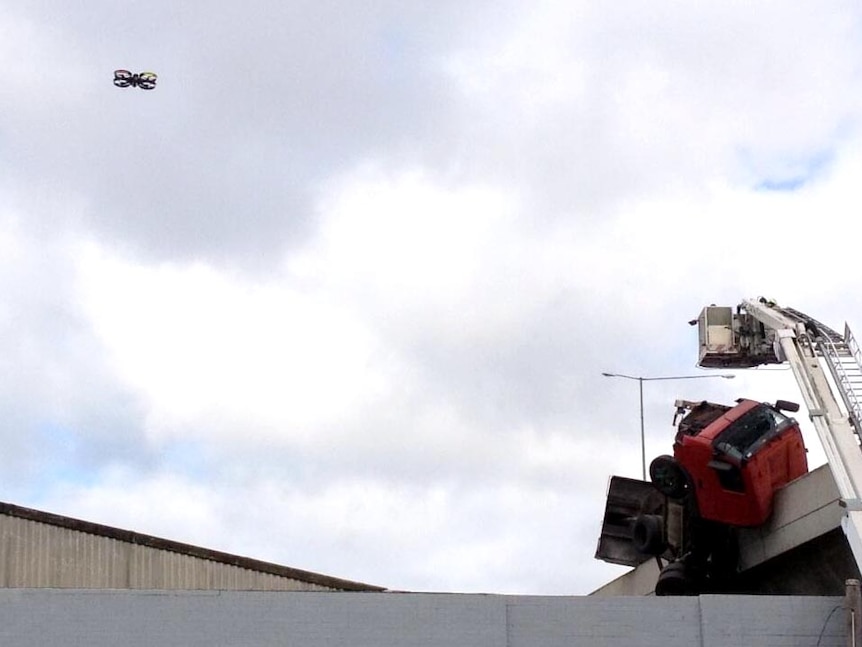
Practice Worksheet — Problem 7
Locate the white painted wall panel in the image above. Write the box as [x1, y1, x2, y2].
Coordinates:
[0, 590, 845, 647]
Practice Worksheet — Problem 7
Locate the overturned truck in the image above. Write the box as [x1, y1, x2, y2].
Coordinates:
[595, 397, 808, 595]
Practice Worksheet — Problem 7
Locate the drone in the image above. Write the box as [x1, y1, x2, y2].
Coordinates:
[113, 70, 157, 90]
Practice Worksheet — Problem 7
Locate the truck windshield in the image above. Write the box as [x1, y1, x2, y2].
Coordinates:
[714, 405, 789, 461]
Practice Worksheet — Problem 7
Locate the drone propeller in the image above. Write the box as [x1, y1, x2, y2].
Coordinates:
[138, 71, 157, 90]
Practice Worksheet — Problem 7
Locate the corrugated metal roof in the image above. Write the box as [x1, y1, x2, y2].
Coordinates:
[0, 501, 385, 592]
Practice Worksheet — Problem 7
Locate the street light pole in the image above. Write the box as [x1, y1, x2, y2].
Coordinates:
[639, 378, 645, 483]
[601, 372, 736, 480]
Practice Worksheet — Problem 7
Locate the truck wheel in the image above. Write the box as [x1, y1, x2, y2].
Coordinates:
[632, 514, 665, 555]
[655, 561, 694, 596]
[649, 455, 689, 499]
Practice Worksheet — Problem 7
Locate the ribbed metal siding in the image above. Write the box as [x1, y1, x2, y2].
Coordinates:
[0, 514, 333, 591]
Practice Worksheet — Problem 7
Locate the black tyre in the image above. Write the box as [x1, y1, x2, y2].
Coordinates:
[649, 455, 689, 499]
[655, 561, 694, 596]
[632, 514, 665, 555]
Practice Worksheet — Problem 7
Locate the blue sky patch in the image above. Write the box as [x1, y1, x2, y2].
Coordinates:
[746, 148, 834, 192]
[756, 176, 807, 191]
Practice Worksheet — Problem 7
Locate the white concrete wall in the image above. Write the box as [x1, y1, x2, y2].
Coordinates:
[0, 589, 845, 646]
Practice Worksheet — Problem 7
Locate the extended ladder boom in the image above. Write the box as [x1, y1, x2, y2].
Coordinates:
[697, 298, 862, 571]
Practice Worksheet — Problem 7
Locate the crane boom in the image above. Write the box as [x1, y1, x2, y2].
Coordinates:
[697, 298, 862, 571]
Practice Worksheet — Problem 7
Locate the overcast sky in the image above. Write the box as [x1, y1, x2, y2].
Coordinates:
[2, 1, 862, 594]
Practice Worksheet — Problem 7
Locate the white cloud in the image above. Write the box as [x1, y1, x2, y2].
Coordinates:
[75, 244, 390, 442]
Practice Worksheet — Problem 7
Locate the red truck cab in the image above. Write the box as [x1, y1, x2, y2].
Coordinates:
[650, 398, 808, 527]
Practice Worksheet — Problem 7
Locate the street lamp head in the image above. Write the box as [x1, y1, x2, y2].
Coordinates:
[602, 371, 736, 381]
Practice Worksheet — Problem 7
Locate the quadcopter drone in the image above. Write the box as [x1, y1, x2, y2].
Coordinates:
[113, 70, 157, 90]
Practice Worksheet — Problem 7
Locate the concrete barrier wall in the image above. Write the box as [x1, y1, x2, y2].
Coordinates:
[0, 589, 846, 646]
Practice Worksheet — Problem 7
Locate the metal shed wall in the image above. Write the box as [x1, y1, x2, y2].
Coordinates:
[0, 509, 377, 591]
